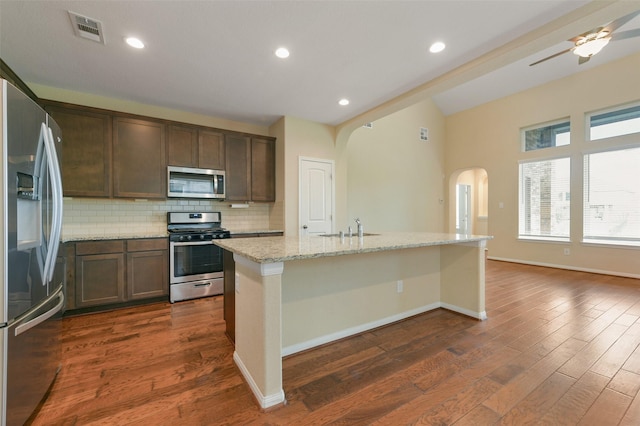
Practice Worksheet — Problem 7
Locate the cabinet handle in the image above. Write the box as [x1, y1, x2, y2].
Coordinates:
[194, 282, 211, 288]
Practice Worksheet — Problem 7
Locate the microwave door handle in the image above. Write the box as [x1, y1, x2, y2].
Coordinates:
[214, 175, 218, 195]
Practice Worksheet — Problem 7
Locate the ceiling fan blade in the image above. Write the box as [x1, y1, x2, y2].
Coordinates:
[529, 47, 573, 66]
[578, 55, 590, 65]
[604, 10, 640, 33]
[610, 28, 640, 41]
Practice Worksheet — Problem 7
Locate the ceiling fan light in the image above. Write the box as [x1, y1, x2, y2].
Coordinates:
[573, 36, 610, 58]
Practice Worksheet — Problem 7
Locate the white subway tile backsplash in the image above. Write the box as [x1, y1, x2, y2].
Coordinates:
[62, 198, 276, 240]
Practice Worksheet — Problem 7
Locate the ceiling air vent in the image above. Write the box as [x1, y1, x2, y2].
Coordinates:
[69, 11, 105, 44]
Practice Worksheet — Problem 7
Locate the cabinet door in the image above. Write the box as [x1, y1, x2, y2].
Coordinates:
[113, 117, 166, 198]
[76, 253, 125, 308]
[167, 125, 197, 167]
[46, 105, 112, 197]
[127, 250, 168, 300]
[198, 130, 225, 170]
[224, 134, 251, 201]
[251, 138, 276, 202]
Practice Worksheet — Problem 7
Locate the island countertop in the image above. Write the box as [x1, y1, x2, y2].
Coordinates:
[214, 232, 492, 263]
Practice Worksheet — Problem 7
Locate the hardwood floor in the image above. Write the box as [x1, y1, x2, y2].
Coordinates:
[31, 260, 640, 425]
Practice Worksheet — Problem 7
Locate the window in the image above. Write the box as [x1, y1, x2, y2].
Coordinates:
[589, 104, 640, 141]
[522, 120, 570, 151]
[583, 147, 640, 245]
[519, 157, 570, 240]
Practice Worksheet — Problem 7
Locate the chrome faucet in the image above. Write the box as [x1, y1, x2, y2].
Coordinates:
[355, 218, 363, 237]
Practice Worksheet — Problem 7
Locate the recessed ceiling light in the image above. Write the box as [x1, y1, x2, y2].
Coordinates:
[429, 41, 445, 53]
[275, 47, 290, 58]
[338, 98, 350, 106]
[125, 37, 145, 49]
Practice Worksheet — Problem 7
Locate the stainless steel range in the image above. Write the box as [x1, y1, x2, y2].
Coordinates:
[167, 212, 230, 303]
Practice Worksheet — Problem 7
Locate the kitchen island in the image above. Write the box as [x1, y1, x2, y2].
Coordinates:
[214, 232, 492, 409]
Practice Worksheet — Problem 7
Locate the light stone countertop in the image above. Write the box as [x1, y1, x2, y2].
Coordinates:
[62, 233, 168, 243]
[214, 232, 492, 264]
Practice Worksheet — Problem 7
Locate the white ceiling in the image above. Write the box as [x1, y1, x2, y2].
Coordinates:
[1, 1, 639, 127]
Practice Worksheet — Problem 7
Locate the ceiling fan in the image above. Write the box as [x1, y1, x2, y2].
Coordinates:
[530, 10, 640, 66]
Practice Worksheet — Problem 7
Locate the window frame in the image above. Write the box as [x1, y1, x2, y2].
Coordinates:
[518, 155, 572, 242]
[586, 101, 640, 142]
[521, 118, 571, 152]
[582, 144, 640, 247]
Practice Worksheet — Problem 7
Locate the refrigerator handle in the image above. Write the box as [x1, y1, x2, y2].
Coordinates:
[14, 289, 65, 337]
[42, 124, 64, 283]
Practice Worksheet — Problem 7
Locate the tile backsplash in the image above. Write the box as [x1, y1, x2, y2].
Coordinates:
[62, 198, 275, 240]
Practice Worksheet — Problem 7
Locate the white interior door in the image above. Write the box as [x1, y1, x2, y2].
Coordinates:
[299, 158, 333, 235]
[456, 184, 471, 234]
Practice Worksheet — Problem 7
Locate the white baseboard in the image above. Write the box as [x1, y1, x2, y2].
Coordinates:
[233, 351, 285, 409]
[440, 302, 487, 320]
[282, 301, 488, 357]
[488, 256, 640, 280]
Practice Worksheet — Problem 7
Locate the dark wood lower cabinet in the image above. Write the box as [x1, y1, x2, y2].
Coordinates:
[127, 239, 168, 300]
[223, 249, 236, 343]
[71, 238, 168, 311]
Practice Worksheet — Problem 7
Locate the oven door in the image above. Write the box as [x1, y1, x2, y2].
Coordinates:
[170, 240, 224, 284]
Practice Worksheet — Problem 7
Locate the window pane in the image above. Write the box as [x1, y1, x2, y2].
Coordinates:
[590, 104, 640, 141]
[519, 157, 571, 238]
[583, 147, 640, 243]
[523, 121, 570, 151]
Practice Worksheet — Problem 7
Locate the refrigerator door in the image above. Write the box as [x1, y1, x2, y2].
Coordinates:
[4, 81, 51, 323]
[2, 80, 65, 425]
[5, 284, 64, 426]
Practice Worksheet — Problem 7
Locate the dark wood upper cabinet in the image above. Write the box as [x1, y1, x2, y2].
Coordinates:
[251, 137, 276, 202]
[167, 125, 198, 167]
[45, 104, 112, 197]
[42, 100, 274, 202]
[225, 134, 252, 201]
[113, 117, 166, 198]
[167, 125, 225, 170]
[198, 130, 225, 170]
[224, 135, 276, 202]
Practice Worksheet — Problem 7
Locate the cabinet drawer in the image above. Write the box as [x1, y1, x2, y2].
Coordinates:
[76, 240, 125, 255]
[127, 238, 168, 252]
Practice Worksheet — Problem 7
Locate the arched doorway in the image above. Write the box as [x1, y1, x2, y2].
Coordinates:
[448, 168, 488, 235]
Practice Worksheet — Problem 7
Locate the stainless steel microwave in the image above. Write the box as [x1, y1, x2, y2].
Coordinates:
[167, 166, 225, 199]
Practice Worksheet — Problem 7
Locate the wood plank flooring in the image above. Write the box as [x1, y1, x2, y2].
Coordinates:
[30, 260, 640, 425]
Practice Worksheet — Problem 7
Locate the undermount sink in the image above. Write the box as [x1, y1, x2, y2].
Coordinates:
[319, 233, 379, 237]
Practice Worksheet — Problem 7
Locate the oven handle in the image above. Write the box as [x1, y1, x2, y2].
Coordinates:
[194, 282, 212, 287]
[170, 240, 221, 247]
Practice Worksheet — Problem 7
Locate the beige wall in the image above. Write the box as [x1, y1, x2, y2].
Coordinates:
[279, 100, 445, 236]
[280, 116, 339, 236]
[346, 99, 446, 232]
[445, 52, 640, 277]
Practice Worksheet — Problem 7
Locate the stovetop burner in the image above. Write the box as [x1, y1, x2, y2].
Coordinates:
[167, 211, 230, 241]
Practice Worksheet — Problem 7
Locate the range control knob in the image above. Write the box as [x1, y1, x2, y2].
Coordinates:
[199, 234, 205, 241]
[186, 235, 192, 241]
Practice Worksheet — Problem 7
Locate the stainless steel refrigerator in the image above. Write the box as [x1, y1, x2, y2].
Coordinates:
[1, 79, 65, 425]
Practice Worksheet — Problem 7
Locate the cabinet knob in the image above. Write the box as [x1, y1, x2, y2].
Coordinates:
[302, 225, 308, 229]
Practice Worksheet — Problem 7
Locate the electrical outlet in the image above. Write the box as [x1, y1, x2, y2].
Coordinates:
[397, 280, 404, 293]
[563, 248, 570, 255]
